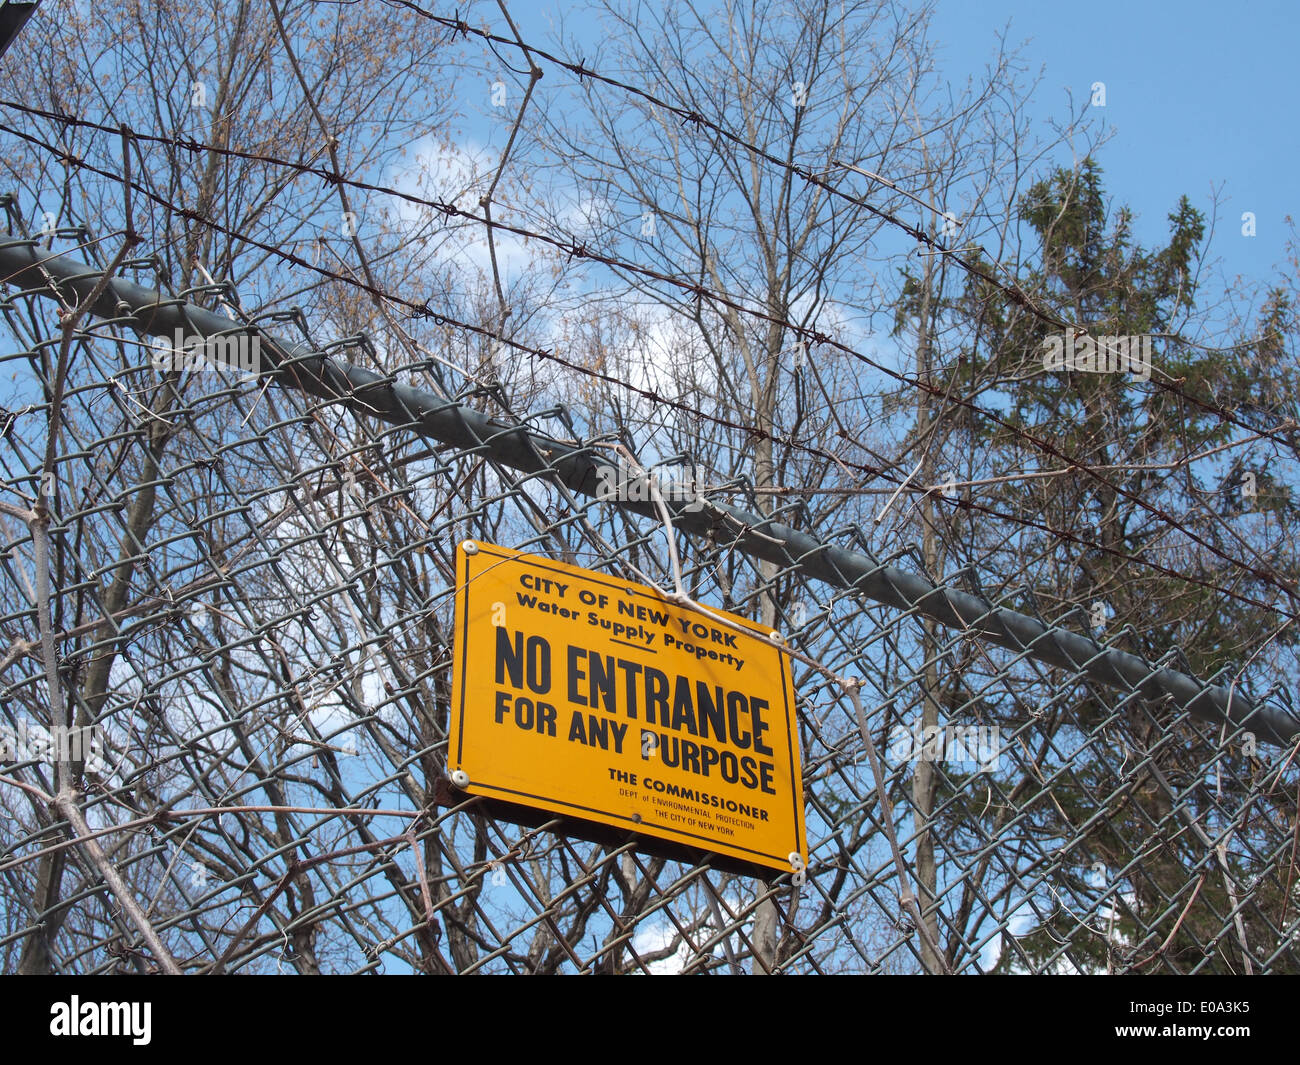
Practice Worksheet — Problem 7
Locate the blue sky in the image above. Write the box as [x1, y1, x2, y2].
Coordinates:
[933, 0, 1298, 292]
[506, 0, 1296, 304]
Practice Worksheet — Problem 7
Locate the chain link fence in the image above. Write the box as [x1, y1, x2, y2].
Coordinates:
[1, 200, 1298, 975]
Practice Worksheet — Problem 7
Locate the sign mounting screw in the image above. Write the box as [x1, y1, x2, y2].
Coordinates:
[462, 540, 479, 555]
[450, 769, 470, 789]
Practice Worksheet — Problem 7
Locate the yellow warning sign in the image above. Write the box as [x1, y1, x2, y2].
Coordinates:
[448, 541, 806, 875]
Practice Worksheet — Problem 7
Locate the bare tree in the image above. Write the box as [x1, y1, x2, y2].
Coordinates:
[0, 0, 477, 973]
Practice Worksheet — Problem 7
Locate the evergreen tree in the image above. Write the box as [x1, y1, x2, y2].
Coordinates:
[894, 159, 1299, 972]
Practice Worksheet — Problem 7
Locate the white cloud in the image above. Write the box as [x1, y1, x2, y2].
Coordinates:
[384, 136, 538, 281]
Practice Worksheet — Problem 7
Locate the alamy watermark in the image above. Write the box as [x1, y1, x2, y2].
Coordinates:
[50, 997, 151, 1045]
[149, 327, 260, 376]
[1, 719, 106, 770]
[594, 457, 707, 504]
[1040, 331, 1152, 381]
[888, 722, 1002, 772]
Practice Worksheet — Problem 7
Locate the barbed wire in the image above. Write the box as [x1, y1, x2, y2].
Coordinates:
[0, 108, 1295, 629]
